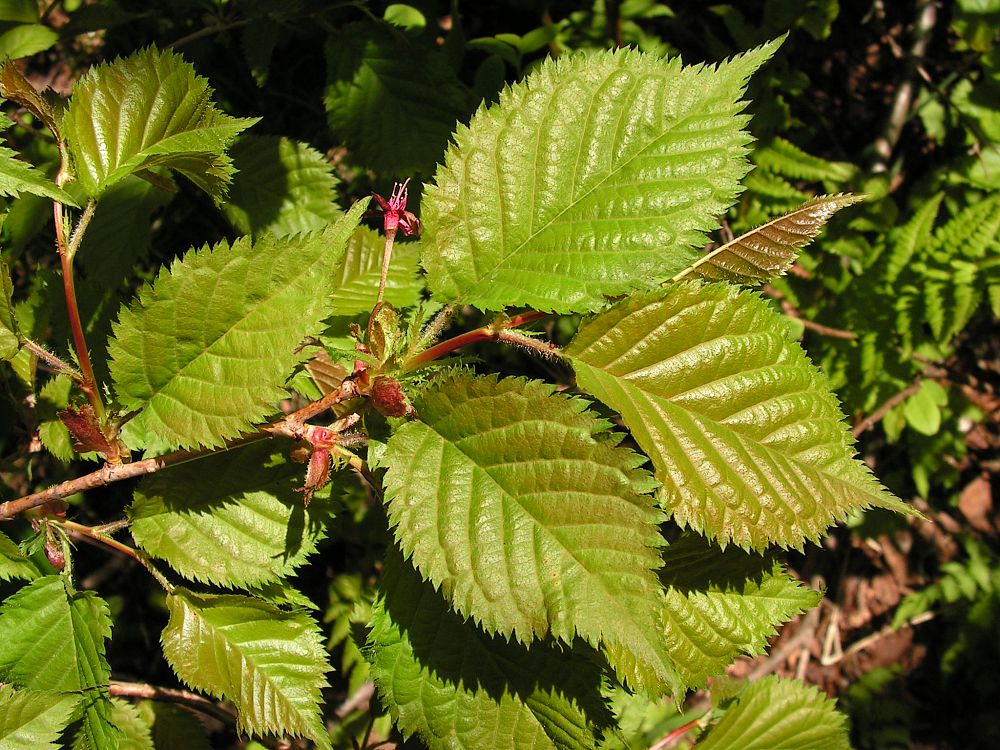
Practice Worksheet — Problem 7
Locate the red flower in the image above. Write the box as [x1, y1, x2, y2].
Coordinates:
[373, 178, 420, 236]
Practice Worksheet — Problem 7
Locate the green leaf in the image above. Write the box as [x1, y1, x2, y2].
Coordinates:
[0, 530, 40, 581]
[0, 257, 19, 360]
[330, 227, 423, 316]
[0, 685, 79, 750]
[0, 576, 119, 750]
[222, 135, 341, 238]
[422, 39, 783, 313]
[130, 441, 336, 588]
[0, 1, 39, 23]
[368, 548, 612, 750]
[679, 195, 864, 284]
[885, 193, 942, 283]
[382, 372, 681, 695]
[694, 676, 850, 750]
[61, 47, 258, 200]
[0, 23, 58, 59]
[110, 699, 154, 750]
[0, 144, 78, 205]
[565, 283, 911, 551]
[324, 21, 470, 175]
[109, 202, 366, 451]
[903, 380, 948, 436]
[752, 136, 857, 184]
[659, 534, 820, 687]
[161, 588, 331, 749]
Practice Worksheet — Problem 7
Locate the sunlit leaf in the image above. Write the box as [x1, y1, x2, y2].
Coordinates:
[161, 589, 331, 749]
[130, 441, 336, 588]
[109, 202, 365, 451]
[61, 47, 258, 200]
[422, 39, 783, 312]
[566, 283, 911, 550]
[694, 676, 850, 750]
[383, 371, 681, 695]
[678, 195, 864, 283]
[0, 685, 79, 750]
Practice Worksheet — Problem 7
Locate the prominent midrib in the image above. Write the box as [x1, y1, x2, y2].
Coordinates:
[457, 80, 733, 301]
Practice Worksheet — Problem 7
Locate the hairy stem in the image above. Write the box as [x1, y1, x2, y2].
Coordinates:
[54, 199, 105, 422]
[375, 227, 397, 309]
[55, 518, 174, 592]
[403, 310, 550, 371]
[19, 338, 82, 380]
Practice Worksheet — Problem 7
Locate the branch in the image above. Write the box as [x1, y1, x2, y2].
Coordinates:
[762, 284, 857, 340]
[871, 0, 938, 171]
[402, 311, 550, 371]
[851, 377, 925, 438]
[109, 680, 236, 724]
[0, 378, 362, 520]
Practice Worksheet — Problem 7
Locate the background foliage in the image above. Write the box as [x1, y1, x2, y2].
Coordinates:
[0, 1, 997, 749]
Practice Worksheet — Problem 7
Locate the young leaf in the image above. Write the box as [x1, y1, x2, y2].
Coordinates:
[382, 372, 681, 695]
[659, 534, 820, 687]
[678, 195, 865, 284]
[329, 227, 422, 316]
[422, 38, 783, 313]
[368, 549, 612, 750]
[0, 145, 78, 205]
[109, 202, 366, 451]
[0, 257, 20, 361]
[565, 283, 911, 551]
[0, 685, 80, 750]
[694, 676, 850, 750]
[161, 588, 331, 749]
[60, 47, 258, 200]
[0, 576, 119, 750]
[0, 529, 40, 581]
[109, 699, 154, 750]
[222, 135, 342, 238]
[324, 22, 471, 176]
[130, 441, 336, 588]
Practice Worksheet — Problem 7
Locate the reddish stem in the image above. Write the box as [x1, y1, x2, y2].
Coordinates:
[54, 201, 104, 421]
[403, 310, 550, 371]
[648, 716, 702, 750]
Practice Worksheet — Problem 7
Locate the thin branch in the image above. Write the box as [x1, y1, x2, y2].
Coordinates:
[18, 338, 82, 381]
[402, 311, 550, 371]
[871, 0, 938, 171]
[851, 377, 925, 438]
[648, 716, 704, 750]
[166, 18, 250, 50]
[0, 378, 362, 521]
[762, 284, 857, 340]
[109, 680, 237, 724]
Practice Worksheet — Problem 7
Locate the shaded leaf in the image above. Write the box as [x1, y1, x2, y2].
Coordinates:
[382, 371, 680, 695]
[0, 23, 58, 60]
[329, 226, 422, 316]
[324, 21, 470, 175]
[659, 534, 820, 687]
[422, 39, 782, 313]
[110, 699, 154, 750]
[0, 257, 19, 360]
[368, 548, 612, 749]
[0, 530, 40, 581]
[61, 47, 258, 200]
[223, 135, 341, 238]
[109, 202, 365, 451]
[130, 441, 336, 589]
[0, 145, 78, 205]
[136, 702, 212, 750]
[161, 588, 331, 749]
[0, 685, 79, 750]
[680, 195, 864, 283]
[694, 676, 850, 750]
[0, 576, 119, 750]
[565, 283, 911, 551]
[752, 136, 857, 184]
